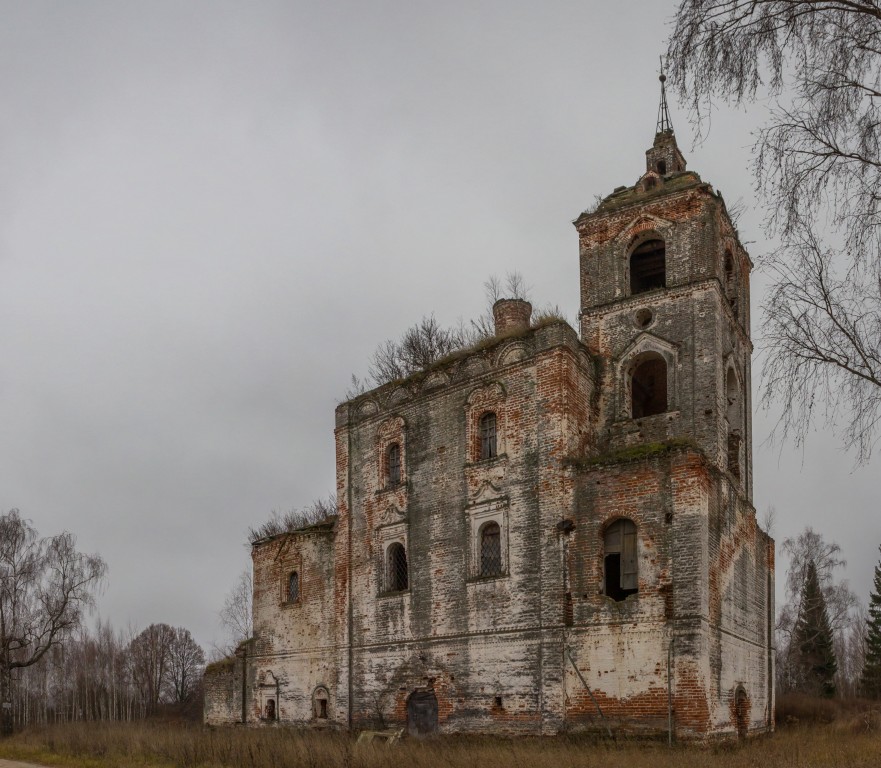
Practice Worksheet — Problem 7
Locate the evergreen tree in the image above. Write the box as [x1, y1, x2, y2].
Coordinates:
[793, 559, 838, 698]
[861, 546, 881, 699]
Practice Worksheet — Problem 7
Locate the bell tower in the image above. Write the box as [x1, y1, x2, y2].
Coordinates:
[574, 73, 754, 500]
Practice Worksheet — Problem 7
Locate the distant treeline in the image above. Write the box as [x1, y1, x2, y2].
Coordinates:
[9, 621, 205, 728]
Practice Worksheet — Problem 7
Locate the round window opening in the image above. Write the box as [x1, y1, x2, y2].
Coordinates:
[635, 308, 654, 328]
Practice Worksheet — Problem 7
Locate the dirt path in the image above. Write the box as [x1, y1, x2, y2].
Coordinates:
[0, 760, 53, 768]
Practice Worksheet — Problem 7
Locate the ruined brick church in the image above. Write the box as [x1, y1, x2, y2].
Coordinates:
[205, 79, 775, 739]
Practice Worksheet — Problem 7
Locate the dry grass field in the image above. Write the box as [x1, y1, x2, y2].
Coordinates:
[0, 714, 879, 768]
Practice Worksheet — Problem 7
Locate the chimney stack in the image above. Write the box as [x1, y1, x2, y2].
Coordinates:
[492, 298, 532, 335]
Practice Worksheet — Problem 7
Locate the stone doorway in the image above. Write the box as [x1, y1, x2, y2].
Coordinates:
[734, 687, 749, 738]
[407, 689, 438, 736]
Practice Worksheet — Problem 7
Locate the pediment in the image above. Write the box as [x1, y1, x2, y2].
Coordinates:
[422, 370, 449, 391]
[378, 505, 407, 527]
[466, 480, 506, 508]
[614, 213, 675, 245]
[465, 381, 505, 407]
[496, 342, 528, 367]
[387, 386, 410, 407]
[377, 415, 406, 439]
[461, 356, 489, 377]
[635, 171, 662, 193]
[618, 331, 678, 363]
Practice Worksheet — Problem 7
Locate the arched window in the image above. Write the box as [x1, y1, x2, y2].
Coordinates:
[630, 238, 666, 294]
[657, 160, 667, 175]
[264, 698, 276, 720]
[603, 518, 638, 601]
[479, 521, 502, 577]
[479, 412, 497, 460]
[631, 354, 667, 417]
[387, 443, 401, 487]
[287, 571, 299, 603]
[726, 367, 740, 422]
[386, 542, 408, 592]
[313, 687, 329, 720]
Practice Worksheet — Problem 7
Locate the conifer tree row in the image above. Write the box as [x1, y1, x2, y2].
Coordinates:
[861, 547, 881, 699]
[792, 560, 837, 698]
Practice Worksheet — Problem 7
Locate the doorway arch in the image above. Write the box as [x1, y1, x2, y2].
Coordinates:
[407, 689, 438, 736]
[734, 686, 749, 738]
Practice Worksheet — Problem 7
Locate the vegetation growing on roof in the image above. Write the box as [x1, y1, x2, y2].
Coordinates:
[204, 656, 237, 675]
[248, 495, 337, 544]
[589, 172, 704, 215]
[343, 273, 575, 401]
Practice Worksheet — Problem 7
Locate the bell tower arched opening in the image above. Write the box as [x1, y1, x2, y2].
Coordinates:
[726, 366, 743, 478]
[630, 238, 666, 294]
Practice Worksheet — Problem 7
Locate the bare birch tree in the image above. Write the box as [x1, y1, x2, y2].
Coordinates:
[668, 1, 881, 461]
[218, 569, 253, 652]
[0, 510, 106, 735]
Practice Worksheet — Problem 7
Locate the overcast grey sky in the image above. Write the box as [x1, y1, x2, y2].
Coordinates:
[1, 1, 877, 651]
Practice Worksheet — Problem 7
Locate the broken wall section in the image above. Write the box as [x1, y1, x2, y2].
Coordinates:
[248, 523, 340, 726]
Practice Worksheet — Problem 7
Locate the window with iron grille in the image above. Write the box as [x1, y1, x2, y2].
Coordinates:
[386, 542, 408, 592]
[479, 412, 497, 460]
[288, 571, 299, 603]
[479, 521, 502, 577]
[387, 443, 401, 487]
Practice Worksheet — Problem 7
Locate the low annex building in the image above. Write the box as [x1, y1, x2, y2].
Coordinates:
[204, 88, 775, 739]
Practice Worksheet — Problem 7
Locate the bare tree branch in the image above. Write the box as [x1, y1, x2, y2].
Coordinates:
[0, 510, 107, 735]
[218, 569, 253, 650]
[669, 0, 881, 460]
[348, 271, 538, 395]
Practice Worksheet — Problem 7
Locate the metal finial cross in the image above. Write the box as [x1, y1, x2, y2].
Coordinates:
[656, 55, 673, 135]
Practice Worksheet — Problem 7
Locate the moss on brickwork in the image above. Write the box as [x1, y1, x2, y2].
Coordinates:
[566, 436, 699, 469]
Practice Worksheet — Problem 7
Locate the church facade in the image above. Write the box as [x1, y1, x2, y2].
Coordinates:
[204, 103, 775, 739]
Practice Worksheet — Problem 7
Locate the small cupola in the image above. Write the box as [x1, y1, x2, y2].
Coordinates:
[645, 69, 686, 177]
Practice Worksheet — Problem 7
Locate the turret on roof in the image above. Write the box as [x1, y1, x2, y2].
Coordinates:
[647, 61, 686, 177]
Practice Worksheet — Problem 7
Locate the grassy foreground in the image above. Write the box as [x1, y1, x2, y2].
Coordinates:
[0, 720, 879, 768]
